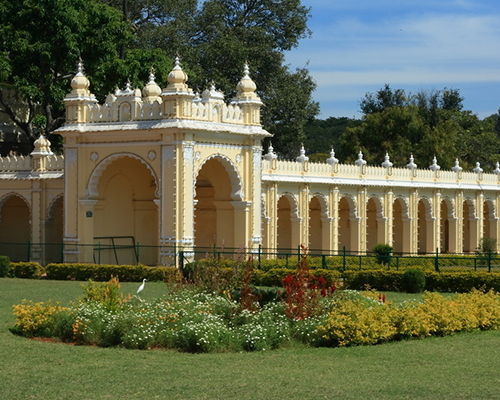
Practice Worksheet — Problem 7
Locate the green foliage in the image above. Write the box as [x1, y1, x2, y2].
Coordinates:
[11, 300, 70, 338]
[401, 269, 426, 293]
[304, 117, 362, 158]
[0, 255, 10, 277]
[343, 270, 404, 291]
[339, 85, 500, 170]
[477, 237, 497, 254]
[80, 277, 130, 312]
[372, 244, 393, 265]
[45, 263, 179, 282]
[9, 262, 45, 279]
[106, 0, 318, 158]
[0, 0, 132, 141]
[343, 270, 500, 293]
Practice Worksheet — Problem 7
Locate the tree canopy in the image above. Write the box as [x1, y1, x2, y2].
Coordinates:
[103, 0, 319, 158]
[336, 85, 500, 171]
[0, 0, 319, 157]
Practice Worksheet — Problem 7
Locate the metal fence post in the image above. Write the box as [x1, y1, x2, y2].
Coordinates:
[342, 246, 346, 272]
[488, 250, 492, 273]
[434, 248, 440, 272]
[27, 241, 31, 262]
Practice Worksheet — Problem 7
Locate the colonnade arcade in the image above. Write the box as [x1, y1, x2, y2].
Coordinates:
[261, 173, 500, 255]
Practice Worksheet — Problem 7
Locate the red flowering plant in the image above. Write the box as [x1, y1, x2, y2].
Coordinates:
[281, 247, 337, 319]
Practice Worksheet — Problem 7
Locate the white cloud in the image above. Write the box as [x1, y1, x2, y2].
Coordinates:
[285, 1, 500, 118]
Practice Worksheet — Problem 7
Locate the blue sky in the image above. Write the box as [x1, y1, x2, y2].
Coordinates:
[285, 0, 500, 120]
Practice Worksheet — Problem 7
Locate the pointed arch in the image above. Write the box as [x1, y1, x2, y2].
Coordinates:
[87, 153, 159, 199]
[393, 196, 410, 254]
[367, 196, 385, 251]
[196, 154, 243, 201]
[418, 197, 434, 254]
[277, 193, 299, 252]
[440, 197, 456, 253]
[339, 194, 358, 252]
[0, 193, 31, 261]
[309, 193, 329, 252]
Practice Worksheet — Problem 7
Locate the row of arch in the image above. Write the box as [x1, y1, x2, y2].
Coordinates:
[267, 192, 498, 254]
[0, 193, 63, 262]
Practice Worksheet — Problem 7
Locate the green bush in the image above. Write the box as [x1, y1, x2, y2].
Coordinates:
[402, 269, 426, 293]
[372, 244, 393, 265]
[0, 255, 10, 277]
[45, 263, 179, 282]
[10, 262, 45, 279]
[343, 270, 500, 293]
[343, 270, 404, 291]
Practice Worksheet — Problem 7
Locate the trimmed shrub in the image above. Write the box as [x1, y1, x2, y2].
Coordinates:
[10, 262, 45, 279]
[45, 263, 180, 282]
[343, 270, 404, 291]
[372, 244, 393, 265]
[402, 269, 426, 293]
[0, 255, 10, 277]
[343, 270, 500, 293]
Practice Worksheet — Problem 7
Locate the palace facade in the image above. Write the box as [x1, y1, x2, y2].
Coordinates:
[1, 59, 499, 265]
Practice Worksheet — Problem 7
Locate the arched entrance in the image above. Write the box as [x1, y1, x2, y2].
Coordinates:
[0, 194, 30, 261]
[418, 198, 433, 254]
[366, 197, 384, 252]
[45, 195, 64, 263]
[393, 197, 410, 254]
[339, 196, 357, 253]
[276, 193, 299, 252]
[440, 198, 456, 253]
[463, 199, 477, 253]
[194, 156, 244, 250]
[309, 196, 322, 252]
[93, 156, 158, 264]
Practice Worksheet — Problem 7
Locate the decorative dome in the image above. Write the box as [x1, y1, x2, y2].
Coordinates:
[202, 83, 224, 101]
[167, 57, 188, 86]
[31, 134, 53, 156]
[70, 60, 90, 94]
[142, 68, 162, 101]
[237, 63, 257, 94]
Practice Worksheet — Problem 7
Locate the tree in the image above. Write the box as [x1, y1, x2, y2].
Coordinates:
[303, 117, 362, 161]
[339, 85, 500, 170]
[104, 0, 319, 158]
[0, 0, 132, 144]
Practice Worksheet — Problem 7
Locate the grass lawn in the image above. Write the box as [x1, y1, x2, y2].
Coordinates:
[2, 278, 500, 399]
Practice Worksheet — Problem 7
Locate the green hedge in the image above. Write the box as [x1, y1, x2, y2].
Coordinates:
[45, 263, 180, 282]
[343, 270, 500, 293]
[0, 255, 10, 277]
[9, 262, 45, 279]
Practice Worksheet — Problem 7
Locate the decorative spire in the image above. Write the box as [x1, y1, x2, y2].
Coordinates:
[381, 152, 393, 168]
[327, 148, 339, 165]
[451, 158, 462, 173]
[143, 67, 162, 101]
[473, 162, 483, 174]
[355, 150, 366, 167]
[429, 156, 440, 171]
[296, 144, 309, 163]
[76, 58, 84, 76]
[406, 154, 417, 170]
[264, 143, 278, 161]
[494, 162, 500, 175]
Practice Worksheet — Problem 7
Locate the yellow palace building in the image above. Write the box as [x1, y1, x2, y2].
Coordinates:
[1, 59, 499, 265]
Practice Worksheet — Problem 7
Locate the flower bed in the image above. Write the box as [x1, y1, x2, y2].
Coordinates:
[11, 277, 500, 352]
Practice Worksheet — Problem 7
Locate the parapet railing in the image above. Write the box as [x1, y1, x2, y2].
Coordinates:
[0, 155, 64, 172]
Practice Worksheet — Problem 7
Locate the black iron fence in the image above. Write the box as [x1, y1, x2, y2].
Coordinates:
[2, 241, 500, 273]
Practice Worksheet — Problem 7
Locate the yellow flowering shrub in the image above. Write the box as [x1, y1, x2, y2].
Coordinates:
[317, 299, 396, 346]
[319, 290, 500, 346]
[12, 300, 70, 337]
